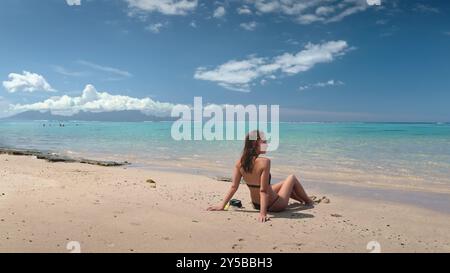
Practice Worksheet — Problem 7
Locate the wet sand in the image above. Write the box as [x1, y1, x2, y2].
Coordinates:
[0, 154, 449, 253]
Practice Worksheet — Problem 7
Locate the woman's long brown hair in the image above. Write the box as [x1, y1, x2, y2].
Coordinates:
[240, 130, 261, 173]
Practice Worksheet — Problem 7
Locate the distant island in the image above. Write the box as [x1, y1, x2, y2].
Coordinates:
[2, 110, 177, 122]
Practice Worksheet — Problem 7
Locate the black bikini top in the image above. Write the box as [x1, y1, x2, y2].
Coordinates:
[246, 174, 271, 188]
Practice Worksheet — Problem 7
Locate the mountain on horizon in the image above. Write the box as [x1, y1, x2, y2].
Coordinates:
[2, 110, 176, 122]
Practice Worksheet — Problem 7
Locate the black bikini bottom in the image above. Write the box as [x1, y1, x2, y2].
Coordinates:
[252, 196, 280, 211]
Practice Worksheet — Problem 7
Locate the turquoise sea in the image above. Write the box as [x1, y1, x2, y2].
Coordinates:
[1, 121, 449, 196]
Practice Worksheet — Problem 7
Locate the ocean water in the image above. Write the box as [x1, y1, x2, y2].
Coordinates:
[1, 121, 450, 194]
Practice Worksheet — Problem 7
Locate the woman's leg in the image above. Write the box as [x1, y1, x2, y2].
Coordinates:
[291, 176, 314, 205]
[290, 190, 304, 203]
[271, 182, 283, 193]
[268, 175, 296, 212]
[271, 177, 312, 204]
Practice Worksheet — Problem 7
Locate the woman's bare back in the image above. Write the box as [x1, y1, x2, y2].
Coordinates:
[238, 157, 278, 206]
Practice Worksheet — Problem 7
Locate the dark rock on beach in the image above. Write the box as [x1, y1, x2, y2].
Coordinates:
[146, 179, 157, 188]
[0, 147, 129, 167]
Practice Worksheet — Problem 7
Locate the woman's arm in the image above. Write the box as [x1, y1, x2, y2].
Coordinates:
[207, 162, 242, 211]
[258, 159, 271, 222]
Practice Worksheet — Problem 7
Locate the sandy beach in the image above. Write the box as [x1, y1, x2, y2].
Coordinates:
[0, 153, 449, 253]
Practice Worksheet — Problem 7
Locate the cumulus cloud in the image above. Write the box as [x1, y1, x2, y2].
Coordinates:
[66, 0, 81, 6]
[3, 71, 56, 93]
[240, 21, 257, 31]
[194, 40, 350, 92]
[213, 6, 226, 18]
[244, 0, 372, 25]
[237, 5, 252, 15]
[299, 79, 344, 91]
[9, 84, 178, 117]
[125, 0, 198, 16]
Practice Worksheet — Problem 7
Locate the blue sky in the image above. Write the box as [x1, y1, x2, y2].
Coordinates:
[0, 0, 449, 121]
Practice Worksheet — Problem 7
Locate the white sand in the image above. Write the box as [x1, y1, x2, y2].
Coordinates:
[0, 154, 449, 253]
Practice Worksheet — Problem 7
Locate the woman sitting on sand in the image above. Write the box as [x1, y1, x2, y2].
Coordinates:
[208, 130, 314, 223]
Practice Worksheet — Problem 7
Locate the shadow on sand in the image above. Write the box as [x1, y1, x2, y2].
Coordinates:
[232, 203, 315, 220]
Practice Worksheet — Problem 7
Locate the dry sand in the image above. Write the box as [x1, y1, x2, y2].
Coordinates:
[0, 154, 449, 253]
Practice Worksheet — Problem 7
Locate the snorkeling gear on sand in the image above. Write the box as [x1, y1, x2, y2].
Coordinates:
[229, 199, 242, 208]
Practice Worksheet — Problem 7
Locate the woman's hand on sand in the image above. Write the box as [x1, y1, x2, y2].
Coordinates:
[207, 205, 224, 211]
[258, 214, 270, 223]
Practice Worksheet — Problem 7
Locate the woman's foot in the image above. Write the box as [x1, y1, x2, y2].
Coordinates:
[304, 197, 315, 207]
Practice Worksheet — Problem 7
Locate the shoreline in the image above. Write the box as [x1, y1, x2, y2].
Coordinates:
[2, 145, 450, 215]
[1, 153, 449, 252]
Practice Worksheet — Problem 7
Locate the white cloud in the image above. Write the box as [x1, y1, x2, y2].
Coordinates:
[146, 22, 166, 33]
[125, 0, 198, 16]
[316, 6, 334, 16]
[9, 84, 178, 117]
[297, 14, 324, 24]
[366, 0, 381, 6]
[245, 0, 372, 25]
[299, 79, 344, 91]
[194, 40, 350, 92]
[237, 5, 252, 15]
[195, 57, 263, 92]
[3, 71, 56, 93]
[213, 6, 226, 18]
[77, 60, 132, 79]
[325, 1, 369, 23]
[240, 21, 257, 31]
[66, 0, 81, 6]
